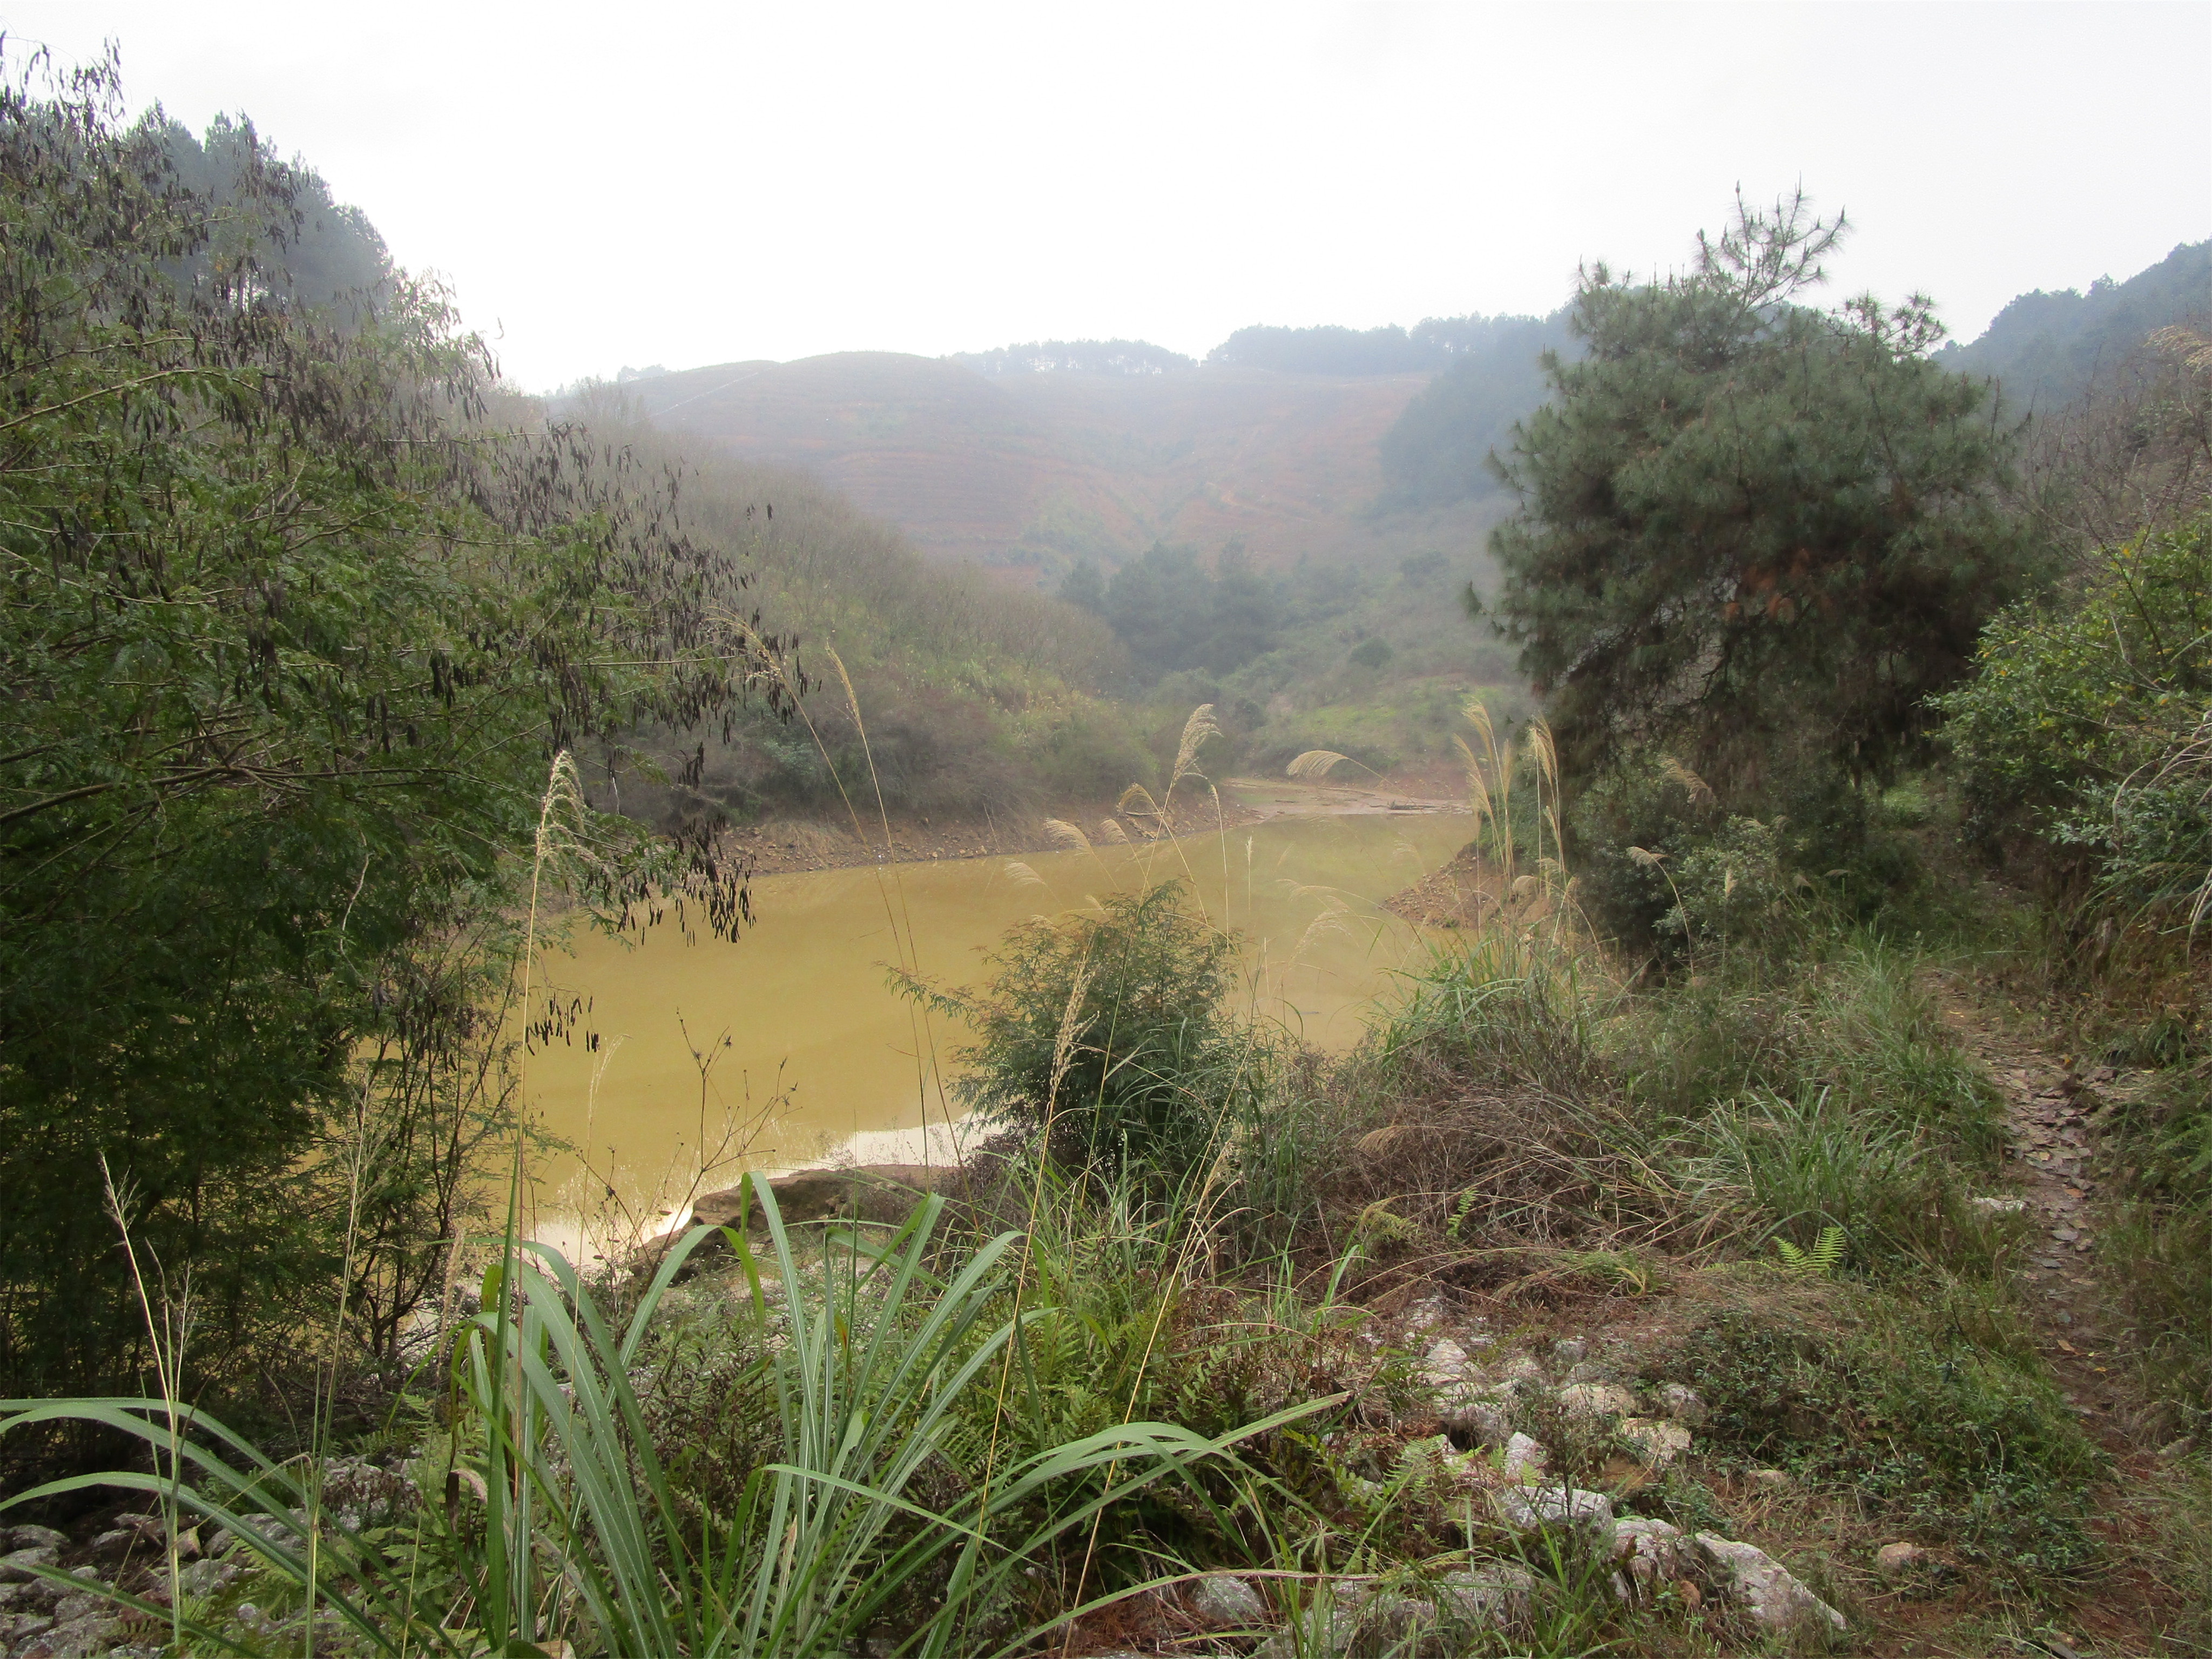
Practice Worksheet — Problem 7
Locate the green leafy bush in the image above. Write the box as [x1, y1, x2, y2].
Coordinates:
[2100, 1067, 2212, 1421]
[1564, 750, 1722, 949]
[949, 884, 1255, 1175]
[0, 52, 790, 1410]
[1939, 511, 2212, 928]
[1655, 815, 1811, 959]
[1033, 712, 1161, 801]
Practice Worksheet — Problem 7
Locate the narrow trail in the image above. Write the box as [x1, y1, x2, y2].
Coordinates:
[1924, 975, 2212, 1653]
[1930, 976, 2137, 1435]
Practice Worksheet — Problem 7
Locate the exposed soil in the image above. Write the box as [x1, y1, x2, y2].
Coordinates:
[1382, 845, 1495, 929]
[1931, 975, 2143, 1434]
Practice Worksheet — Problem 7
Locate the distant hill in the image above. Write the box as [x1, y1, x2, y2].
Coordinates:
[1936, 240, 2209, 409]
[1207, 315, 1543, 375]
[1368, 242, 2212, 514]
[620, 348, 1506, 582]
[615, 242, 2209, 592]
[953, 339, 1196, 376]
[1376, 310, 1574, 509]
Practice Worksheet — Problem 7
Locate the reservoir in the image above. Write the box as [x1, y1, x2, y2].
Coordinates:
[521, 807, 1469, 1239]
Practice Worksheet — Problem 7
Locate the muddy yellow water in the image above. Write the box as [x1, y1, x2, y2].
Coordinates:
[523, 811, 1468, 1232]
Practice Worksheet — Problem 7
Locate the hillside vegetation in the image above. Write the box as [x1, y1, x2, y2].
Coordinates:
[10, 49, 2212, 1659]
[565, 396, 1153, 824]
[1938, 239, 2208, 408]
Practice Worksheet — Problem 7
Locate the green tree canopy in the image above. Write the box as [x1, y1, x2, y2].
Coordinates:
[1098, 541, 1282, 680]
[1937, 511, 2212, 925]
[1491, 192, 2045, 806]
[0, 48, 791, 1407]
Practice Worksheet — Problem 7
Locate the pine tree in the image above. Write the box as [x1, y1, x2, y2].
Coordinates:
[1491, 191, 2045, 806]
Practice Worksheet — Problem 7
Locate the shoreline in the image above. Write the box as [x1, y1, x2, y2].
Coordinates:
[727, 774, 1471, 876]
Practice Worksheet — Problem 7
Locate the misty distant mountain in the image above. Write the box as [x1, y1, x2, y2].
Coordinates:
[1208, 315, 1548, 375]
[621, 348, 1502, 582]
[953, 339, 1197, 376]
[615, 244, 2207, 586]
[1370, 241, 2212, 512]
[1936, 240, 2208, 408]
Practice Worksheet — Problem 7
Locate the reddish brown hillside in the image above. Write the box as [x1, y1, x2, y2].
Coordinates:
[627, 352, 1494, 578]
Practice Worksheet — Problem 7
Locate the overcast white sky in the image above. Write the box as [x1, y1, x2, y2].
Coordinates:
[4, 3, 2206, 391]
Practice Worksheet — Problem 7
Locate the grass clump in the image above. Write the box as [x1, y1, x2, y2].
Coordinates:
[5, 1183, 1310, 1658]
[2099, 1064, 2212, 1425]
[1660, 1288, 2104, 1596]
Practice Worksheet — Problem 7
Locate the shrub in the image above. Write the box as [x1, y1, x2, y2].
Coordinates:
[0, 55, 790, 1412]
[1034, 711, 1159, 801]
[949, 884, 1255, 1176]
[2101, 1067, 2212, 1422]
[1564, 750, 1721, 949]
[1938, 511, 2212, 930]
[1655, 815, 1811, 962]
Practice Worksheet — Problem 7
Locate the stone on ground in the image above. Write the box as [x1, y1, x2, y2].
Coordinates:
[1655, 1381, 1707, 1424]
[1495, 1484, 1615, 1535]
[1188, 1572, 1267, 1628]
[1618, 1415, 1692, 1469]
[1695, 1533, 1846, 1631]
[1555, 1382, 1639, 1422]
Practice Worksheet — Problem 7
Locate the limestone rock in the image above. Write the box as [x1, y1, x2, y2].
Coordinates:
[1495, 1484, 1614, 1535]
[1420, 1337, 1482, 1402]
[1, 1528, 65, 1554]
[1611, 1516, 1691, 1596]
[320, 1457, 419, 1531]
[1401, 1294, 1449, 1335]
[1552, 1337, 1589, 1365]
[1619, 1416, 1692, 1469]
[1436, 1562, 1537, 1626]
[1496, 1352, 1545, 1385]
[1656, 1382, 1708, 1425]
[0, 1577, 60, 1615]
[20, 1609, 127, 1658]
[1555, 1382, 1639, 1422]
[1695, 1534, 1845, 1631]
[1746, 1467, 1790, 1491]
[1499, 1432, 1548, 1483]
[1970, 1196, 2027, 1216]
[1253, 1563, 1535, 1657]
[1452, 1398, 1514, 1447]
[0, 1545, 57, 1584]
[179, 1557, 241, 1598]
[1189, 1572, 1267, 1628]
[0, 1612, 55, 1647]
[694, 1165, 957, 1232]
[1424, 1337, 1523, 1445]
[1874, 1541, 1925, 1579]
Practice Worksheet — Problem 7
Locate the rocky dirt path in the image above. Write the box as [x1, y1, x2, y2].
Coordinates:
[1932, 979, 2133, 1429]
[1926, 979, 2203, 1655]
